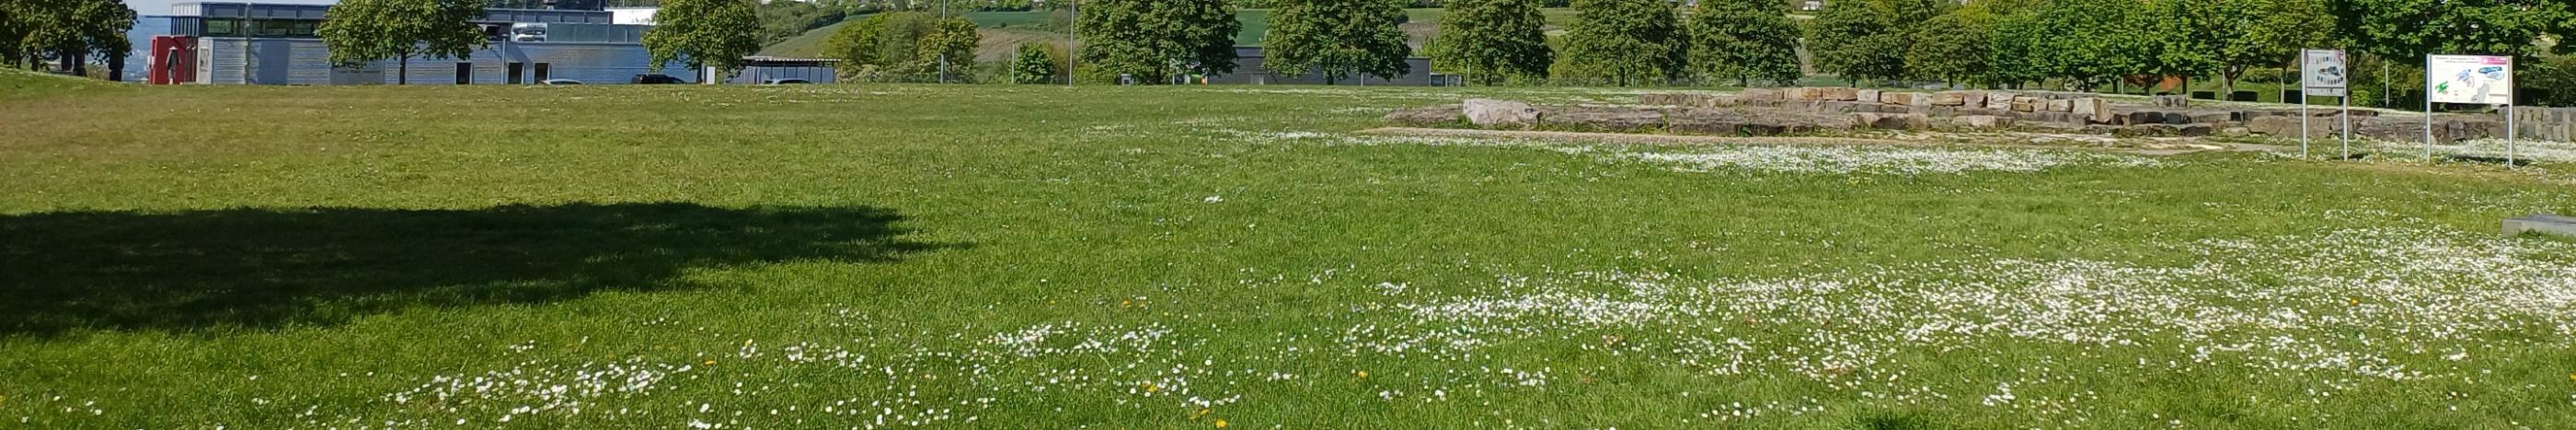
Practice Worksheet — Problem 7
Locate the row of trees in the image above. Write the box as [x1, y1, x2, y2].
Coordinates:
[821, 11, 978, 82]
[1432, 0, 1801, 87]
[1806, 0, 2338, 93]
[1, 0, 137, 79]
[318, 0, 764, 83]
[247, 0, 2576, 97]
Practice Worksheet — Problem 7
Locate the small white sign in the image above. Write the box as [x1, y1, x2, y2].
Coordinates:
[2301, 50, 2346, 97]
[2427, 54, 2513, 105]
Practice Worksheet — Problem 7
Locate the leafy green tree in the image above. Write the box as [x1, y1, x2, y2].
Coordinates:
[822, 12, 975, 82]
[2526, 55, 2576, 106]
[2213, 0, 2331, 97]
[823, 13, 898, 70]
[1076, 0, 1241, 84]
[1905, 6, 1990, 87]
[1687, 0, 1802, 87]
[1559, 0, 1686, 87]
[920, 16, 978, 82]
[1012, 42, 1065, 84]
[1807, 0, 1893, 86]
[2332, 0, 2570, 106]
[2029, 0, 2150, 90]
[6, 0, 75, 71]
[1981, 6, 2048, 88]
[76, 0, 134, 80]
[1264, 0, 1411, 84]
[756, 1, 847, 44]
[2139, 0, 2222, 91]
[316, 0, 486, 84]
[645, 0, 764, 80]
[1433, 0, 1552, 86]
[2331, 0, 2570, 64]
[0, 0, 132, 77]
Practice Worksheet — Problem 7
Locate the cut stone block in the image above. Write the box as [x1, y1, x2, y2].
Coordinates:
[1783, 87, 1818, 100]
[1739, 88, 1783, 102]
[1465, 99, 1539, 126]
[1820, 87, 1859, 101]
[2070, 98, 2111, 123]
[2503, 214, 2576, 238]
[1383, 105, 1460, 125]
[1953, 115, 2012, 128]
[1852, 112, 1931, 130]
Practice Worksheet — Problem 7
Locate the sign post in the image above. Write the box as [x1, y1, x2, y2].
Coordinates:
[2302, 49, 2348, 159]
[2424, 54, 2515, 164]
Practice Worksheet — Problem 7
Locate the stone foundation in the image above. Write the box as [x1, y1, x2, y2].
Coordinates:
[1634, 88, 2512, 142]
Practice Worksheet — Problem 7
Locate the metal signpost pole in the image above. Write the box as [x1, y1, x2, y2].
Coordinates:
[2508, 57, 2517, 169]
[2423, 55, 2433, 163]
[2334, 50, 2349, 158]
[2307, 50, 2329, 157]
[2340, 93, 2351, 159]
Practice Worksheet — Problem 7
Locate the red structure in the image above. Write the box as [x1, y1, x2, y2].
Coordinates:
[146, 36, 198, 85]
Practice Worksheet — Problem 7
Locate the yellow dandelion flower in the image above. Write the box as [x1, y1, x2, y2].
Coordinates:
[1356, 370, 1368, 379]
[2348, 297, 2359, 307]
[704, 359, 717, 366]
[1214, 419, 1229, 428]
[1143, 382, 1159, 393]
[1193, 407, 1211, 418]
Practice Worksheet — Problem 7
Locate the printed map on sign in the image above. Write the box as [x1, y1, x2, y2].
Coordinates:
[2302, 50, 2345, 97]
[2427, 55, 2513, 105]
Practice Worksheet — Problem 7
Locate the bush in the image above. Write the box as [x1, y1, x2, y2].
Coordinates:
[822, 12, 977, 83]
[2240, 67, 2285, 84]
[1011, 43, 1067, 84]
[2524, 55, 2576, 107]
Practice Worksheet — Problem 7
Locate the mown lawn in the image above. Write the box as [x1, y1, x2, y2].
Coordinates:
[2, 77, 2573, 429]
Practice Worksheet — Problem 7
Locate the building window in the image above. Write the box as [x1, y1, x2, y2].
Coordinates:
[505, 63, 523, 85]
[455, 62, 473, 85]
[532, 63, 549, 82]
[204, 18, 241, 37]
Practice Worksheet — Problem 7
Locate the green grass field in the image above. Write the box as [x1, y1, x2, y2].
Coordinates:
[4, 73, 2576, 428]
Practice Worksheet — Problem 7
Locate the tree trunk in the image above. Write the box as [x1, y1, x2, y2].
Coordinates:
[2222, 69, 2237, 100]
[398, 56, 409, 85]
[67, 48, 87, 76]
[107, 54, 124, 82]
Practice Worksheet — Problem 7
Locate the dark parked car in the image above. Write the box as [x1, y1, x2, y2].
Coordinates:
[630, 74, 686, 85]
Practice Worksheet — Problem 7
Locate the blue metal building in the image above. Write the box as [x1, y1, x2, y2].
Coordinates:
[132, 2, 695, 85]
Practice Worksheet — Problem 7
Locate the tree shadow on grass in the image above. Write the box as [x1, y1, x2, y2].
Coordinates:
[0, 203, 958, 338]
